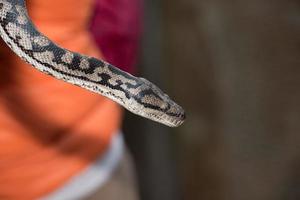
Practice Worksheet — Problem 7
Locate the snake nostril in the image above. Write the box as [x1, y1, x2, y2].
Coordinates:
[181, 113, 186, 120]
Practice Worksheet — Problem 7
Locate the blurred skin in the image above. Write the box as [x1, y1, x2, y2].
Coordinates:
[0, 0, 122, 199]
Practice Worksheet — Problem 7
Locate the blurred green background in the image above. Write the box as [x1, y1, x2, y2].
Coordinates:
[124, 0, 300, 200]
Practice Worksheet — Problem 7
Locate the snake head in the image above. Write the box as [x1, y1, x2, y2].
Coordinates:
[134, 77, 186, 127]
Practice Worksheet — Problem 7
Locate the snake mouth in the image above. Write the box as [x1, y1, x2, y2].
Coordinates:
[165, 106, 186, 127]
[145, 99, 185, 127]
[159, 112, 185, 127]
[126, 99, 185, 127]
[163, 95, 186, 127]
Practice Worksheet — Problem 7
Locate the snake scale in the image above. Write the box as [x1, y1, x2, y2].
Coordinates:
[0, 0, 185, 127]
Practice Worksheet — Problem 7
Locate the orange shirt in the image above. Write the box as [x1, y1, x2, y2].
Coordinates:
[0, 0, 122, 199]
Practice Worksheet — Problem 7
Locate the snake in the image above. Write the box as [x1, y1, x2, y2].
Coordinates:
[0, 0, 185, 127]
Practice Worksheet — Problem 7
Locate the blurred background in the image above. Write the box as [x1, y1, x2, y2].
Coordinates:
[123, 0, 300, 200]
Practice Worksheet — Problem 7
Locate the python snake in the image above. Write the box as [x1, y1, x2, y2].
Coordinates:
[0, 0, 185, 127]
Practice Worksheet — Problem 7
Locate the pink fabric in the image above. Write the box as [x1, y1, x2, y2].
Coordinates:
[90, 0, 143, 74]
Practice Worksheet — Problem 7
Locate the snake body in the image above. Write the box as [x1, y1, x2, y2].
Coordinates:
[0, 0, 185, 127]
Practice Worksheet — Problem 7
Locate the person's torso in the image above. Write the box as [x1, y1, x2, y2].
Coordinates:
[0, 0, 122, 199]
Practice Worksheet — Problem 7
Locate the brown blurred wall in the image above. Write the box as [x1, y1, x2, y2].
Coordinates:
[161, 0, 300, 199]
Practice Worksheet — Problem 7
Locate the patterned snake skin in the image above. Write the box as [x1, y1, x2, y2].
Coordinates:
[0, 0, 185, 127]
